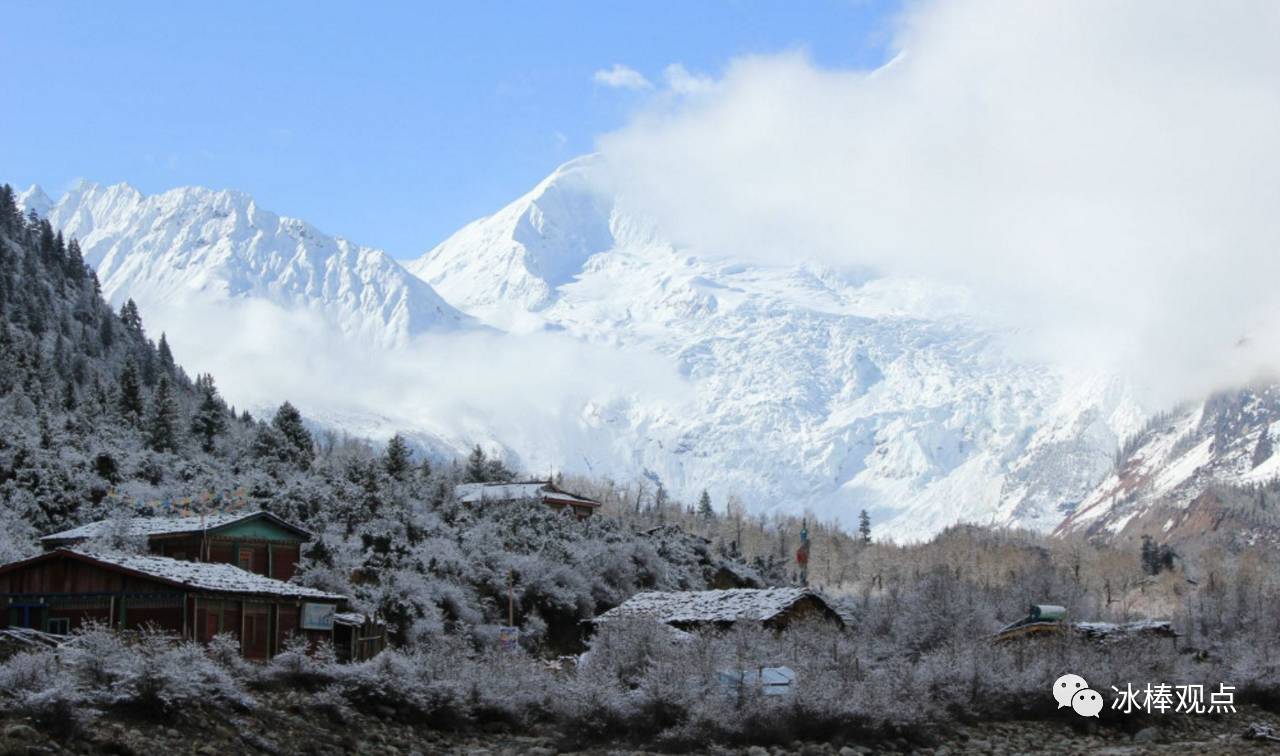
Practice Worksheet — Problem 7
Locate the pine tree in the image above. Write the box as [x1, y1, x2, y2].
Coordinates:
[118, 361, 144, 422]
[858, 509, 872, 544]
[697, 489, 714, 520]
[383, 433, 412, 480]
[1140, 535, 1158, 575]
[119, 299, 143, 336]
[189, 373, 227, 453]
[147, 377, 178, 451]
[157, 332, 176, 375]
[465, 445, 488, 483]
[271, 401, 313, 468]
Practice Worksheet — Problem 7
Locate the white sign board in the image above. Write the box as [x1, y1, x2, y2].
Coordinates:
[301, 602, 336, 631]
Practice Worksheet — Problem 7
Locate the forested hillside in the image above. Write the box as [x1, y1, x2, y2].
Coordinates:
[0, 184, 759, 649]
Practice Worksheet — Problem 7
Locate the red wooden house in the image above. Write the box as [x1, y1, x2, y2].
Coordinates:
[40, 510, 311, 581]
[0, 511, 385, 661]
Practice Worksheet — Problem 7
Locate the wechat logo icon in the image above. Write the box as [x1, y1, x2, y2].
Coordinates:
[1054, 674, 1102, 718]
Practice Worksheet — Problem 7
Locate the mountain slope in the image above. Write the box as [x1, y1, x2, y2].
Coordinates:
[407, 157, 1147, 539]
[1056, 383, 1280, 548]
[22, 181, 471, 347]
[17, 159, 1152, 541]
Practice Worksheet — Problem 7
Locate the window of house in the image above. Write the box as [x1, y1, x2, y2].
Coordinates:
[47, 617, 70, 635]
[238, 548, 253, 571]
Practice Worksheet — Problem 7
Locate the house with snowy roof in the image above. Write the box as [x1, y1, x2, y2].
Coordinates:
[41, 510, 310, 581]
[2, 511, 386, 661]
[592, 587, 845, 632]
[455, 480, 602, 519]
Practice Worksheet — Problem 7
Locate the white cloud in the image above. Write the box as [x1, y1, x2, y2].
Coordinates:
[598, 0, 1280, 407]
[663, 64, 714, 96]
[592, 64, 653, 91]
[147, 297, 691, 467]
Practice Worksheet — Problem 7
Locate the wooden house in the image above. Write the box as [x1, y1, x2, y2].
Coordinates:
[592, 587, 845, 632]
[455, 481, 602, 519]
[0, 549, 344, 660]
[0, 511, 387, 661]
[41, 511, 310, 581]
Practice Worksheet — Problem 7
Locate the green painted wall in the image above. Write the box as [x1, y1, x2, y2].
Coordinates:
[212, 517, 304, 543]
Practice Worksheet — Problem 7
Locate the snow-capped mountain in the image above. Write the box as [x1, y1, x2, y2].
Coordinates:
[19, 160, 1151, 540]
[1056, 384, 1280, 547]
[406, 157, 1147, 538]
[21, 181, 470, 347]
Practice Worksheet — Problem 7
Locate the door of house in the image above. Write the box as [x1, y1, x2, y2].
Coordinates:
[204, 604, 221, 640]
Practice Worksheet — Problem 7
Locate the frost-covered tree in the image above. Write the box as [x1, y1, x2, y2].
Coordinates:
[146, 377, 178, 452]
[117, 361, 143, 423]
[271, 401, 313, 468]
[190, 373, 227, 452]
[858, 509, 872, 544]
[156, 332, 175, 376]
[383, 433, 411, 480]
[697, 489, 714, 520]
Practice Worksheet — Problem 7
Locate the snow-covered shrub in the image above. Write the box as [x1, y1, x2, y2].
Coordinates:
[111, 627, 251, 714]
[334, 648, 467, 727]
[0, 650, 95, 729]
[257, 633, 337, 690]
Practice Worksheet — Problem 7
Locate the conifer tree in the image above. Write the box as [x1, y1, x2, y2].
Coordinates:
[190, 373, 227, 452]
[157, 332, 175, 375]
[118, 361, 144, 422]
[147, 376, 178, 451]
[697, 489, 714, 520]
[272, 401, 314, 468]
[383, 433, 412, 480]
[465, 444, 488, 483]
[119, 299, 143, 336]
[858, 509, 872, 544]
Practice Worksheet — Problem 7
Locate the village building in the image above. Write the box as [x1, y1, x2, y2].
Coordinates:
[41, 510, 310, 581]
[455, 480, 602, 519]
[592, 587, 845, 632]
[0, 511, 386, 661]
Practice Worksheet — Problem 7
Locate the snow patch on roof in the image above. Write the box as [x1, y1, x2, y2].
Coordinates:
[65, 550, 343, 600]
[41, 511, 296, 543]
[455, 482, 599, 506]
[595, 588, 830, 625]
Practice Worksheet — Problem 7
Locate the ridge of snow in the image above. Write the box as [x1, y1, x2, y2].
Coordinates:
[20, 181, 472, 347]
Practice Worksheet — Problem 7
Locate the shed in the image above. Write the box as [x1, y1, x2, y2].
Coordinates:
[593, 587, 845, 631]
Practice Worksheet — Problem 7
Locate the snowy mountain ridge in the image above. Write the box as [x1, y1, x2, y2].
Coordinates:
[405, 158, 1148, 539]
[1056, 384, 1280, 545]
[19, 162, 1150, 540]
[21, 180, 471, 347]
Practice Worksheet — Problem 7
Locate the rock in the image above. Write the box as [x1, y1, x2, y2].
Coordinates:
[165, 728, 180, 739]
[747, 747, 770, 756]
[1133, 727, 1160, 744]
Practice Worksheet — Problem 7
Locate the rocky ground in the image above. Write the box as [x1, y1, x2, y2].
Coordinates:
[2, 700, 1279, 755]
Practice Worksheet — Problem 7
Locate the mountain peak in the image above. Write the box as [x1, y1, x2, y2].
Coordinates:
[35, 180, 472, 347]
[17, 184, 52, 218]
[406, 155, 647, 326]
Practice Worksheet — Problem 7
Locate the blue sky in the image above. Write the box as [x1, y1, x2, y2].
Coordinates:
[1, 1, 897, 258]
